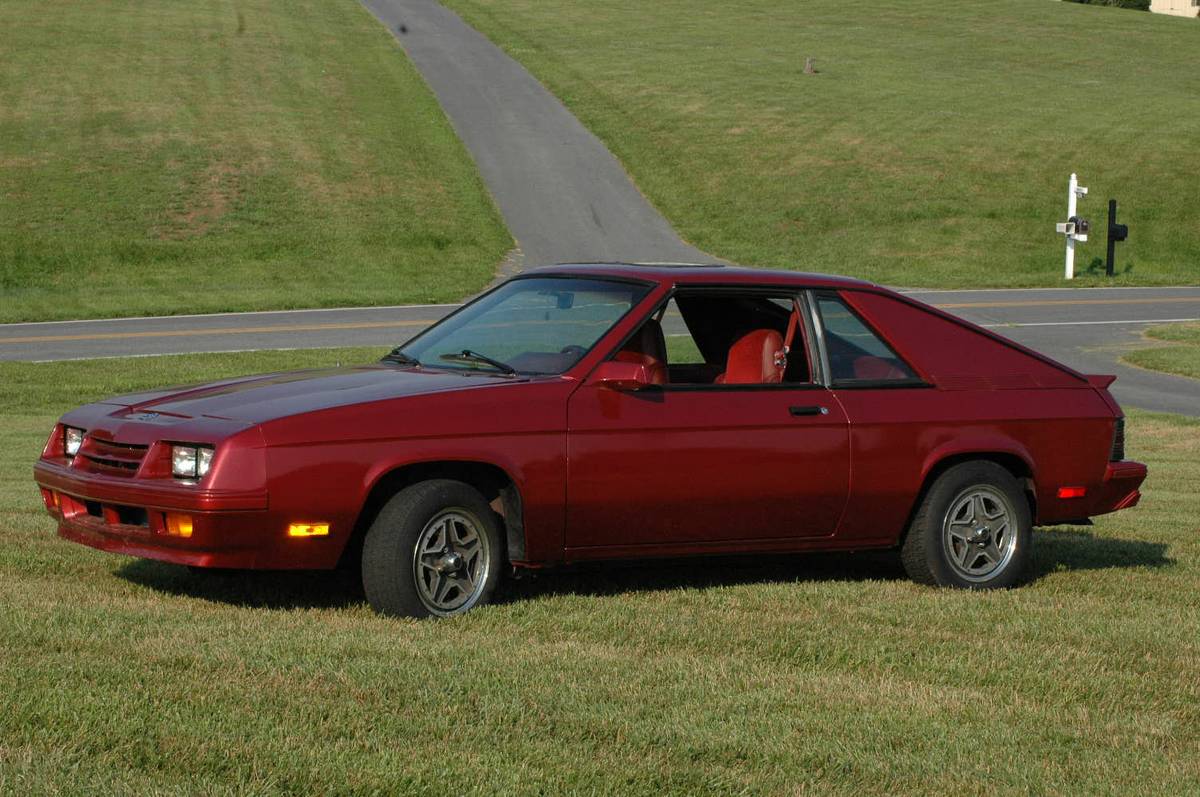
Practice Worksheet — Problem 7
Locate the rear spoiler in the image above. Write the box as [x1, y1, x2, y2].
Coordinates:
[1087, 374, 1124, 417]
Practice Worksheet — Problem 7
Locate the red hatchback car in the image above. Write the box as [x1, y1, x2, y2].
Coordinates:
[34, 264, 1146, 617]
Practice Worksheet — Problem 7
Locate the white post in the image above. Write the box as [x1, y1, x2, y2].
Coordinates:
[1065, 173, 1078, 280]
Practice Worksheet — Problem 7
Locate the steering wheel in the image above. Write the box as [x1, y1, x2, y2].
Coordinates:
[560, 344, 587, 360]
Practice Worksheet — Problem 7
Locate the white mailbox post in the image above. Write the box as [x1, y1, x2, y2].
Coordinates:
[1057, 173, 1090, 279]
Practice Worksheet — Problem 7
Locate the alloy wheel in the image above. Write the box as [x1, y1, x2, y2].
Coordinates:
[941, 486, 1018, 583]
[412, 509, 492, 615]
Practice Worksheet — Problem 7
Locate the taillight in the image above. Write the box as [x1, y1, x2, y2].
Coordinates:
[1110, 417, 1125, 462]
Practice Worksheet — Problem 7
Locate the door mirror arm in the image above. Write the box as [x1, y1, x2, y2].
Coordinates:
[591, 360, 653, 391]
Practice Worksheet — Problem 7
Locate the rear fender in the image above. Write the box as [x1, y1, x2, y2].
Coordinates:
[918, 437, 1037, 487]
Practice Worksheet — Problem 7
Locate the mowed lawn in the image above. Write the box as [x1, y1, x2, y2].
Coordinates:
[0, 0, 510, 323]
[1125, 322, 1200, 381]
[1, 351, 1198, 794]
[444, 0, 1200, 288]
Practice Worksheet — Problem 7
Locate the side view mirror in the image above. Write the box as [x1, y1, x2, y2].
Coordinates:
[591, 360, 653, 391]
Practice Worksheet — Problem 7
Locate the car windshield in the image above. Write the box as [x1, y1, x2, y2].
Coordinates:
[394, 277, 652, 375]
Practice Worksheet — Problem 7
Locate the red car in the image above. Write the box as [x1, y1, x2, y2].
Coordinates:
[34, 264, 1146, 617]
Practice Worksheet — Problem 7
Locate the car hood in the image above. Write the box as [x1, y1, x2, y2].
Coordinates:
[96, 364, 529, 424]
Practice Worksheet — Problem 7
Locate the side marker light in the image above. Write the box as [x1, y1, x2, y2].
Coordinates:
[288, 523, 330, 538]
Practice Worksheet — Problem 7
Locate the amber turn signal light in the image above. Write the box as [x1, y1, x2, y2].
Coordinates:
[288, 522, 330, 538]
[165, 513, 194, 538]
[39, 488, 60, 512]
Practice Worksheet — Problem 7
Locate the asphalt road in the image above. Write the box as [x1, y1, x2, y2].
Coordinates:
[360, 0, 712, 267]
[902, 287, 1200, 416]
[1, 0, 1194, 418]
[2, 286, 1197, 415]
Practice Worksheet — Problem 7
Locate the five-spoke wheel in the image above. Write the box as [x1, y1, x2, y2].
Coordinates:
[941, 486, 1019, 583]
[412, 510, 492, 615]
[902, 461, 1032, 589]
[362, 480, 503, 618]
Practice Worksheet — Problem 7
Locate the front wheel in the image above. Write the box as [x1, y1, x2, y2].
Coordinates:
[362, 480, 503, 618]
[901, 462, 1032, 589]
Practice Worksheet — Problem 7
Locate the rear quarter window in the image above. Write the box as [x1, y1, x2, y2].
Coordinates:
[814, 293, 917, 383]
[841, 291, 1086, 389]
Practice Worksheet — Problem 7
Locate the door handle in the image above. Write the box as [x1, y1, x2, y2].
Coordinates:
[789, 405, 829, 417]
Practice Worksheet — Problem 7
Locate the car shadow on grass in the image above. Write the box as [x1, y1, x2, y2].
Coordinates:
[1031, 527, 1172, 578]
[115, 560, 365, 610]
[499, 529, 1172, 603]
[114, 528, 1171, 611]
[495, 550, 908, 604]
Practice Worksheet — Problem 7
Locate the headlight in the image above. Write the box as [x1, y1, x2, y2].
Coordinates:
[171, 445, 214, 480]
[63, 426, 85, 458]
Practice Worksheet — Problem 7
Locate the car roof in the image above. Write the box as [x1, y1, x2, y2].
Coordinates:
[522, 262, 877, 290]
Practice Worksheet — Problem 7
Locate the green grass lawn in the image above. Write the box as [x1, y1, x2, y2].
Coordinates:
[443, 0, 1200, 288]
[2, 350, 1198, 794]
[1124, 322, 1200, 380]
[0, 0, 510, 323]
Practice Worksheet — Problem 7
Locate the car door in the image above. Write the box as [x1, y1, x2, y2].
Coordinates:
[563, 289, 851, 555]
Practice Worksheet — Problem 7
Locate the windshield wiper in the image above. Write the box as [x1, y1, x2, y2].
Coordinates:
[438, 349, 517, 375]
[381, 348, 420, 366]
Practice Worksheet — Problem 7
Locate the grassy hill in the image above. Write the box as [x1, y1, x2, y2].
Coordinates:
[0, 0, 510, 323]
[1, 349, 1198, 793]
[444, 0, 1200, 287]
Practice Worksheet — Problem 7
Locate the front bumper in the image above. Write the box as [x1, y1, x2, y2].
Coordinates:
[33, 461, 333, 570]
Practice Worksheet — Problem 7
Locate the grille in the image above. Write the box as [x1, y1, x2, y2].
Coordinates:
[1110, 417, 1125, 462]
[81, 439, 149, 477]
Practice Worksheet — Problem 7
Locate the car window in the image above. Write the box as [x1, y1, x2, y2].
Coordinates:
[814, 293, 917, 383]
[400, 277, 651, 374]
[617, 292, 812, 386]
[661, 298, 705, 364]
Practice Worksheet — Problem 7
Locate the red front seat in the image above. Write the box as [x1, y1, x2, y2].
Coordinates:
[613, 319, 668, 385]
[716, 329, 784, 385]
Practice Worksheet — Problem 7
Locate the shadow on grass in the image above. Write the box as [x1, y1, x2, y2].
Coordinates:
[1032, 527, 1172, 578]
[496, 550, 907, 605]
[115, 528, 1171, 611]
[1084, 257, 1135, 277]
[116, 560, 365, 610]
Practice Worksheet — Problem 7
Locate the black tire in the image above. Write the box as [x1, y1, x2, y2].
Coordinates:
[900, 461, 1032, 589]
[361, 479, 504, 618]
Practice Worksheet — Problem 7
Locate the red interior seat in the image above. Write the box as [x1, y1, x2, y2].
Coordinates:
[613, 319, 667, 385]
[853, 355, 906, 381]
[715, 329, 784, 385]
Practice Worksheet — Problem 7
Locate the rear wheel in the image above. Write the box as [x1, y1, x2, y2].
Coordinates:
[362, 479, 503, 618]
[901, 461, 1032, 589]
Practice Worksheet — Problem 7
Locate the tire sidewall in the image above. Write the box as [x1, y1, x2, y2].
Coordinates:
[921, 462, 1032, 589]
[362, 480, 504, 618]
